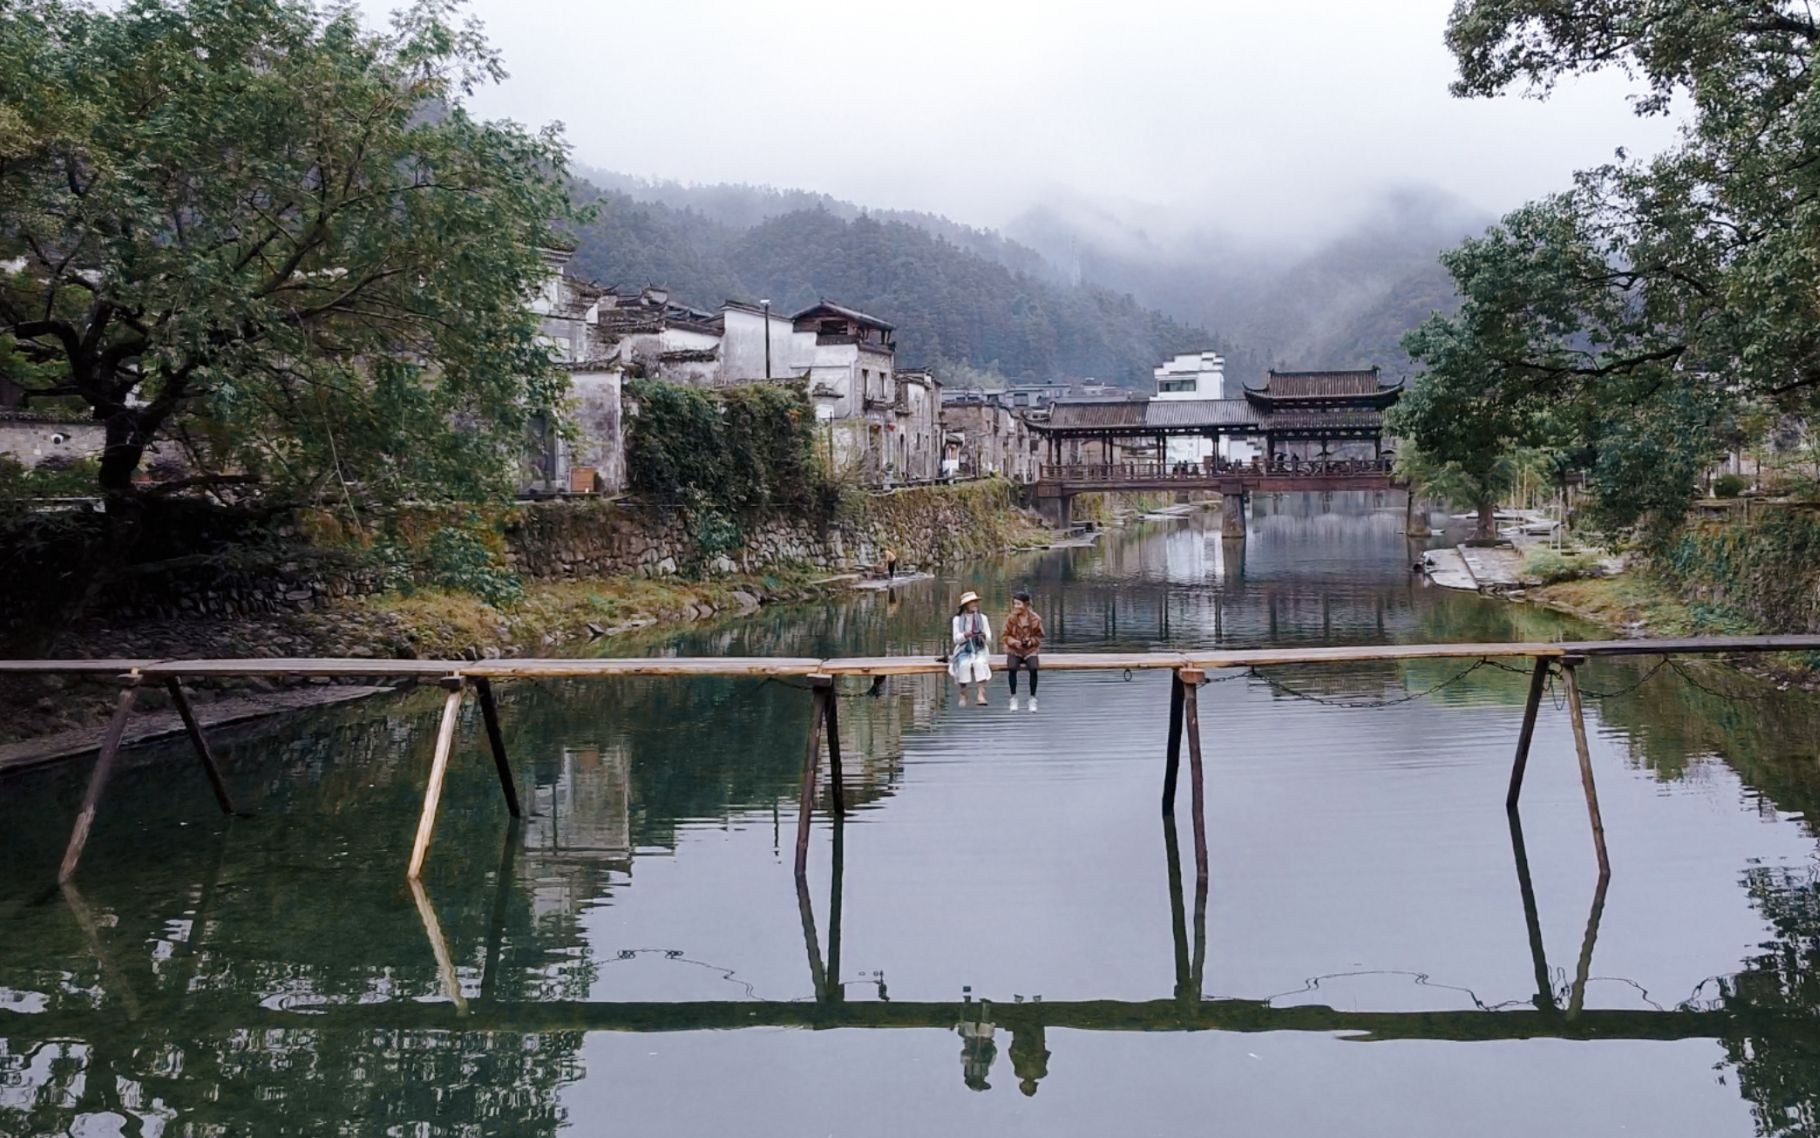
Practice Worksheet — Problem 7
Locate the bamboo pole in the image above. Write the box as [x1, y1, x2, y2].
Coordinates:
[471, 677, 522, 818]
[825, 678, 844, 818]
[1162, 672, 1185, 815]
[164, 678, 236, 815]
[1560, 658, 1611, 879]
[406, 678, 467, 881]
[1505, 658, 1551, 809]
[793, 675, 833, 878]
[58, 676, 142, 883]
[1180, 668, 1209, 886]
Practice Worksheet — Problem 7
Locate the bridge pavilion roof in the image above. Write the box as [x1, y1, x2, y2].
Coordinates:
[1037, 396, 1392, 440]
[1242, 368, 1403, 410]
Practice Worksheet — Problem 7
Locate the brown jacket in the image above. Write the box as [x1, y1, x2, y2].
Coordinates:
[1003, 607, 1045, 656]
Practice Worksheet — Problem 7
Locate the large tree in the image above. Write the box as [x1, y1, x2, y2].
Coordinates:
[1401, 1, 1820, 530]
[0, 0, 574, 505]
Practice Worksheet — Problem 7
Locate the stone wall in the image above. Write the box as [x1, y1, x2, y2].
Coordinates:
[0, 481, 1034, 651]
[503, 479, 1027, 580]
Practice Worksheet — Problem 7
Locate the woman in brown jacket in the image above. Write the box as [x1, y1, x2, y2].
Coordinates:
[1002, 591, 1044, 712]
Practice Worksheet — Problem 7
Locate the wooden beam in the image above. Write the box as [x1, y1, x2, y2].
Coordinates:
[1505, 658, 1550, 809]
[471, 677, 521, 818]
[406, 678, 467, 881]
[1162, 672, 1185, 814]
[825, 678, 844, 818]
[1180, 668, 1209, 885]
[794, 675, 833, 878]
[164, 678, 235, 816]
[1559, 658, 1611, 879]
[58, 676, 142, 883]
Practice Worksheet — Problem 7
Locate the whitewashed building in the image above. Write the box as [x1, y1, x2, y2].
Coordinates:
[1151, 351, 1259, 466]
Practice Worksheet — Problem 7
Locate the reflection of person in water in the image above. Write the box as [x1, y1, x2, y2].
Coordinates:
[1009, 1025, 1050, 1097]
[957, 1018, 997, 1091]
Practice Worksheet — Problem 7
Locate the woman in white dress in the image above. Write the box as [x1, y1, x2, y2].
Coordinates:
[949, 591, 993, 705]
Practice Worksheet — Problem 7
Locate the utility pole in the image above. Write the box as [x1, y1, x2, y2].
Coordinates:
[761, 298, 772, 379]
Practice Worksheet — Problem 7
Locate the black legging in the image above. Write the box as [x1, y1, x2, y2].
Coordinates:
[1006, 654, 1040, 694]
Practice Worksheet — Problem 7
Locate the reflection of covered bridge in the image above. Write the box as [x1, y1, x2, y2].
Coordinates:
[1033, 370, 1410, 533]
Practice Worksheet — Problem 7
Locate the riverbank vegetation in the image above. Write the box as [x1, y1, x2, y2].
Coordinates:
[1, 0, 576, 504]
[1391, 1, 1820, 641]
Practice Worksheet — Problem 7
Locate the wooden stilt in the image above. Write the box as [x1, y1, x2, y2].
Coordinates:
[471, 677, 522, 818]
[1505, 658, 1551, 810]
[406, 678, 467, 881]
[1506, 809, 1555, 1011]
[793, 675, 833, 878]
[1567, 869, 1610, 1019]
[825, 679, 844, 817]
[1163, 814, 1191, 1000]
[1162, 673, 1185, 815]
[1560, 658, 1611, 878]
[1180, 668, 1209, 885]
[58, 677, 142, 884]
[164, 678, 236, 815]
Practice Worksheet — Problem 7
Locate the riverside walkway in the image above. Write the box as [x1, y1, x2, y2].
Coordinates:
[7, 634, 1819, 885]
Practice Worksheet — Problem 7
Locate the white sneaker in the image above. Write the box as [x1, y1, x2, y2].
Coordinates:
[1027, 698, 1039, 712]
[1007, 696, 1021, 711]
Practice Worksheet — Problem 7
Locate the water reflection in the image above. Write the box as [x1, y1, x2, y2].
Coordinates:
[5, 505, 1820, 1135]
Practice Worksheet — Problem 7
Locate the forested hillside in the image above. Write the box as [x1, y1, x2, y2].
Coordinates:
[565, 179, 1251, 385]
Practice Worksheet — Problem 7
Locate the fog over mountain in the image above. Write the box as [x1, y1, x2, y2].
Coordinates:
[575, 167, 1487, 383]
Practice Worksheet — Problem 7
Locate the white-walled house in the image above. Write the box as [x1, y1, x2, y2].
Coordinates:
[1151, 351, 1259, 466]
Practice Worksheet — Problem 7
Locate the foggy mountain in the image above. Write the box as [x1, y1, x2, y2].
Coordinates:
[1002, 186, 1490, 379]
[571, 169, 1484, 385]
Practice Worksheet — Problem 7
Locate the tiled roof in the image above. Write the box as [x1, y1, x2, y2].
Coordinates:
[793, 300, 895, 331]
[1250, 369, 1389, 399]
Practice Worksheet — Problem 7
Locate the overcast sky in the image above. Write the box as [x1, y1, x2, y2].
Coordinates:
[356, 0, 1679, 238]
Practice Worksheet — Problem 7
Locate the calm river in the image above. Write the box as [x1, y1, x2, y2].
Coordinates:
[5, 498, 1820, 1136]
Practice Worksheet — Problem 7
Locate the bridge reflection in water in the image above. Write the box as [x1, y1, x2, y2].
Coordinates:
[30, 797, 1798, 1106]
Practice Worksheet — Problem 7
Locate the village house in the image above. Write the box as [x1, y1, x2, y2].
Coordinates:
[1151, 350, 1259, 466]
[940, 391, 1039, 482]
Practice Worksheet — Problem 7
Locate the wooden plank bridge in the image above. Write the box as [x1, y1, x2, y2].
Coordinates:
[7, 634, 1820, 887]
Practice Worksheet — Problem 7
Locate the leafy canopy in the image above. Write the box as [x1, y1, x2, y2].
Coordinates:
[0, 0, 575, 501]
[1399, 1, 1820, 529]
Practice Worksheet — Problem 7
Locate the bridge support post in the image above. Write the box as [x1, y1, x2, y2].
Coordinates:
[1559, 656, 1611, 879]
[1161, 671, 1185, 814]
[1505, 657, 1551, 809]
[1179, 668, 1209, 885]
[794, 674, 834, 878]
[1220, 492, 1246, 538]
[472, 677, 521, 819]
[407, 676, 468, 880]
[165, 677, 236, 816]
[58, 672, 143, 883]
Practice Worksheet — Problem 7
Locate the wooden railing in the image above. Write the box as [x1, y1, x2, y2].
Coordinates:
[1040, 458, 1398, 482]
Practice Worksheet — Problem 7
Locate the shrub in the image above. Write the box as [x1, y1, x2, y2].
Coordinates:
[1712, 473, 1749, 498]
[1523, 548, 1597, 585]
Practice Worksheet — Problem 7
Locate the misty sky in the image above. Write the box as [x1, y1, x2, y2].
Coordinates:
[356, 0, 1679, 239]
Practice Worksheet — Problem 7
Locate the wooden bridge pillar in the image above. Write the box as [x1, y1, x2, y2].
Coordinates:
[793, 674, 836, 878]
[58, 672, 143, 883]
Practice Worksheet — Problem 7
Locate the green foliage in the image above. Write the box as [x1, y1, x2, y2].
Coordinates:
[0, 0, 577, 500]
[1522, 547, 1597, 585]
[1713, 473, 1749, 499]
[625, 379, 836, 519]
[1648, 509, 1820, 635]
[0, 455, 102, 500]
[423, 526, 523, 608]
[1412, 1, 1820, 532]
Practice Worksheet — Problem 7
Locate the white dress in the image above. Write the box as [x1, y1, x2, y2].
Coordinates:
[950, 612, 993, 684]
